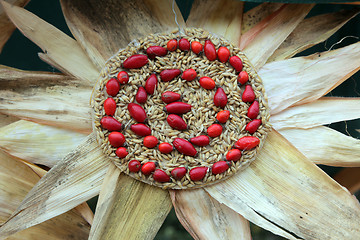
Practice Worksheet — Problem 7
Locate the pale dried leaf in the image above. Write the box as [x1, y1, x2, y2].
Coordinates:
[269, 8, 360, 62]
[61, 0, 185, 68]
[0, 1, 99, 82]
[89, 166, 172, 240]
[271, 97, 360, 130]
[0, 133, 110, 239]
[334, 168, 360, 194]
[170, 188, 251, 240]
[279, 126, 360, 167]
[0, 120, 87, 168]
[187, 0, 243, 47]
[260, 42, 360, 114]
[206, 130, 360, 240]
[241, 4, 313, 69]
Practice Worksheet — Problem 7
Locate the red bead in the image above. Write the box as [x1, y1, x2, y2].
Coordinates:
[235, 136, 260, 150]
[173, 138, 197, 157]
[143, 136, 158, 148]
[135, 86, 147, 104]
[207, 124, 223, 138]
[123, 54, 148, 69]
[214, 87, 227, 108]
[199, 76, 215, 90]
[145, 74, 158, 95]
[146, 46, 167, 59]
[179, 38, 190, 51]
[191, 41, 203, 54]
[246, 119, 261, 134]
[167, 39, 177, 51]
[190, 135, 210, 147]
[181, 69, 197, 81]
[117, 71, 129, 84]
[226, 149, 242, 162]
[161, 91, 181, 103]
[128, 160, 141, 172]
[116, 147, 128, 158]
[106, 78, 120, 97]
[104, 98, 116, 116]
[171, 167, 187, 180]
[128, 103, 147, 123]
[247, 101, 259, 119]
[153, 169, 170, 182]
[189, 167, 208, 181]
[242, 85, 256, 103]
[216, 110, 230, 123]
[204, 40, 216, 61]
[229, 56, 243, 72]
[167, 114, 187, 131]
[108, 132, 125, 148]
[130, 123, 151, 137]
[238, 71, 249, 85]
[160, 69, 181, 82]
[100, 116, 122, 131]
[141, 162, 155, 175]
[164, 102, 192, 114]
[212, 161, 229, 175]
[217, 46, 230, 63]
[158, 142, 173, 154]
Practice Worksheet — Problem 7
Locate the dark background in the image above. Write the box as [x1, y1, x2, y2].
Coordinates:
[0, 0, 359, 239]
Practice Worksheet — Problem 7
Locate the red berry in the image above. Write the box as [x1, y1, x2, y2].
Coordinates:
[141, 162, 156, 175]
[189, 167, 208, 181]
[160, 69, 181, 82]
[100, 116, 122, 131]
[238, 71, 249, 85]
[146, 46, 167, 59]
[128, 160, 141, 172]
[173, 138, 197, 157]
[108, 132, 126, 148]
[117, 71, 129, 84]
[158, 142, 173, 154]
[204, 40, 216, 61]
[106, 78, 120, 97]
[171, 167, 187, 180]
[123, 54, 148, 69]
[116, 147, 128, 158]
[235, 136, 260, 150]
[212, 161, 229, 175]
[167, 114, 187, 131]
[128, 103, 147, 123]
[226, 149, 241, 162]
[130, 123, 151, 136]
[191, 41, 203, 54]
[167, 39, 177, 51]
[216, 110, 230, 123]
[214, 87, 227, 108]
[164, 102, 192, 114]
[161, 91, 181, 103]
[229, 56, 243, 72]
[199, 76, 215, 90]
[247, 101, 259, 119]
[207, 124, 222, 138]
[143, 136, 158, 148]
[246, 119, 261, 134]
[242, 85, 256, 103]
[217, 46, 230, 63]
[181, 69, 197, 81]
[179, 38, 190, 51]
[104, 98, 116, 116]
[136, 86, 147, 104]
[190, 135, 210, 147]
[153, 169, 170, 182]
[145, 74, 158, 95]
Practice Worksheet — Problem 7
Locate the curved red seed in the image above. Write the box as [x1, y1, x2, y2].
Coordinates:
[191, 41, 203, 54]
[226, 149, 242, 162]
[214, 87, 227, 108]
[204, 40, 216, 61]
[167, 39, 177, 51]
[247, 101, 259, 119]
[229, 56, 243, 72]
[130, 123, 151, 137]
[128, 160, 141, 172]
[235, 136, 260, 150]
[128, 103, 147, 123]
[242, 85, 256, 103]
[189, 167, 208, 181]
[145, 74, 158, 95]
[181, 69, 197, 81]
[136, 86, 147, 104]
[173, 138, 197, 157]
[158, 142, 173, 154]
[207, 124, 223, 138]
[143, 135, 158, 148]
[199, 76, 215, 90]
[100, 116, 122, 131]
[116, 147, 128, 158]
[179, 38, 190, 51]
[106, 78, 120, 97]
[108, 132, 125, 148]
[117, 71, 129, 84]
[141, 162, 156, 175]
[246, 119, 261, 134]
[146, 46, 167, 59]
[216, 110, 230, 123]
[217, 46, 230, 63]
[160, 69, 181, 82]
[165, 102, 192, 114]
[123, 54, 148, 69]
[104, 98, 116, 116]
[171, 167, 187, 180]
[212, 161, 229, 175]
[190, 135, 210, 147]
[161, 91, 181, 103]
[238, 71, 249, 85]
[167, 114, 187, 130]
[153, 169, 170, 182]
